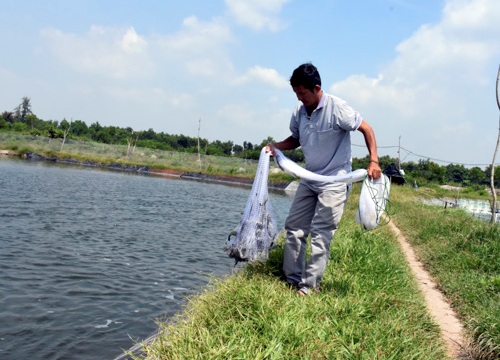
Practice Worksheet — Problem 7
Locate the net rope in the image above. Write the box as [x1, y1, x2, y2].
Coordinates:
[273, 148, 368, 184]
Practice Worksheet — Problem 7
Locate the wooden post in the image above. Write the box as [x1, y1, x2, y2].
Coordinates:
[490, 65, 500, 223]
[197, 118, 202, 171]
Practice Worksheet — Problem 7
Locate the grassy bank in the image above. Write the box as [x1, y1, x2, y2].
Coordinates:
[0, 133, 294, 186]
[0, 132, 493, 198]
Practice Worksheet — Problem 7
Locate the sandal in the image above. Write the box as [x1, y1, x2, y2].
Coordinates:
[297, 287, 309, 296]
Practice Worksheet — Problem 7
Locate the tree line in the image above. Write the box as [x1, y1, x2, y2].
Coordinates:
[1, 97, 499, 188]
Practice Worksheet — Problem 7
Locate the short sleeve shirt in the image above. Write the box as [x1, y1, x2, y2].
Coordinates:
[289, 92, 362, 179]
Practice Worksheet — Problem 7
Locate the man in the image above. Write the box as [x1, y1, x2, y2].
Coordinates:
[267, 63, 381, 296]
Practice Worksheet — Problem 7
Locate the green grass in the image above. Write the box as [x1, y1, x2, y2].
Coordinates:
[0, 133, 295, 185]
[422, 183, 492, 202]
[390, 185, 500, 358]
[130, 185, 447, 360]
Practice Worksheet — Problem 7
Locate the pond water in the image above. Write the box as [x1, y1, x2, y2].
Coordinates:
[0, 158, 292, 360]
[420, 197, 498, 223]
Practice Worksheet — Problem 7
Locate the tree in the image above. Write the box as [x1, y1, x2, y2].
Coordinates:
[0, 113, 11, 129]
[468, 167, 487, 187]
[89, 122, 103, 141]
[13, 97, 33, 126]
[283, 148, 304, 162]
[71, 120, 89, 137]
[354, 154, 398, 173]
[445, 163, 468, 184]
[208, 140, 233, 156]
[176, 134, 191, 148]
[206, 143, 224, 156]
[12, 122, 27, 132]
[417, 159, 446, 184]
[47, 127, 63, 140]
[243, 141, 254, 151]
[60, 118, 72, 151]
[232, 144, 243, 154]
[140, 128, 157, 141]
[485, 165, 500, 188]
[126, 129, 139, 158]
[25, 114, 40, 132]
[258, 136, 275, 148]
[2, 111, 15, 123]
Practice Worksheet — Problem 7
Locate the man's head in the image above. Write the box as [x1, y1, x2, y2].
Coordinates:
[290, 63, 323, 109]
[290, 63, 321, 92]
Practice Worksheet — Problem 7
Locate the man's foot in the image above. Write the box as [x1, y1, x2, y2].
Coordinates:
[297, 287, 309, 296]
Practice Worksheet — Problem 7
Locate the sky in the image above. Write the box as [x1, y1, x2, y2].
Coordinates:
[1, 0, 499, 168]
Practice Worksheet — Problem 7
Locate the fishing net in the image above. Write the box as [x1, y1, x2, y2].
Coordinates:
[224, 147, 392, 264]
[356, 175, 392, 230]
[224, 148, 278, 264]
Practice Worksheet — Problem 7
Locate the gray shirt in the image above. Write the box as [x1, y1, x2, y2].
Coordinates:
[290, 92, 362, 187]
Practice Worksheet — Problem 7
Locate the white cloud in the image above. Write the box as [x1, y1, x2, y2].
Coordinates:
[331, 0, 500, 165]
[7, 0, 498, 166]
[120, 27, 147, 53]
[169, 93, 196, 109]
[217, 104, 254, 126]
[225, 0, 289, 31]
[40, 16, 235, 83]
[155, 15, 235, 79]
[443, 0, 500, 31]
[30, 13, 289, 145]
[233, 65, 288, 88]
[40, 26, 153, 79]
[213, 102, 291, 145]
[0, 67, 19, 88]
[158, 16, 232, 56]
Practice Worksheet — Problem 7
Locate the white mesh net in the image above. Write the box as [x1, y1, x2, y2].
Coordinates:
[224, 148, 278, 264]
[356, 175, 391, 230]
[224, 146, 392, 264]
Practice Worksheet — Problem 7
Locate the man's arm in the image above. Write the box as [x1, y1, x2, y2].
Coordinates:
[267, 135, 300, 154]
[357, 120, 382, 179]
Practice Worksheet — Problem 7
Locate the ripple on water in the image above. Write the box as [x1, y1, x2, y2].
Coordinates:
[0, 159, 292, 359]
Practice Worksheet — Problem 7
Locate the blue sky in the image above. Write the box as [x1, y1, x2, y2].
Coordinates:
[1, 0, 499, 167]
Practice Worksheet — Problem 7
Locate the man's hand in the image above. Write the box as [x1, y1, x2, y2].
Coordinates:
[265, 143, 276, 156]
[368, 161, 382, 179]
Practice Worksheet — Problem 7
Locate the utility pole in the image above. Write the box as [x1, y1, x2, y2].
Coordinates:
[197, 117, 202, 171]
[490, 64, 500, 223]
[398, 135, 401, 172]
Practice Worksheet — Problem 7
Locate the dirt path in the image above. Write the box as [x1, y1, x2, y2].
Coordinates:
[388, 221, 469, 359]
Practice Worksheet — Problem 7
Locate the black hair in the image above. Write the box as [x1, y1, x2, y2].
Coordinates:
[290, 63, 321, 92]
